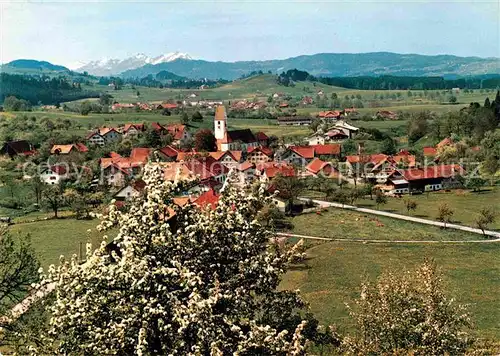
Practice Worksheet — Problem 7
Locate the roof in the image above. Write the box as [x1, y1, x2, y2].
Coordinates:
[237, 161, 254, 171]
[151, 122, 167, 132]
[1, 140, 35, 155]
[247, 146, 273, 157]
[208, 150, 242, 162]
[161, 103, 178, 109]
[346, 154, 388, 165]
[319, 110, 341, 118]
[43, 164, 68, 175]
[391, 154, 416, 167]
[437, 137, 453, 148]
[255, 131, 269, 141]
[423, 147, 438, 156]
[193, 189, 219, 209]
[400, 165, 465, 181]
[130, 147, 151, 162]
[133, 179, 147, 191]
[289, 146, 315, 159]
[163, 162, 196, 181]
[166, 124, 187, 140]
[222, 129, 257, 144]
[158, 145, 179, 158]
[50, 143, 88, 154]
[263, 164, 295, 179]
[326, 129, 348, 138]
[306, 158, 332, 174]
[311, 144, 341, 156]
[215, 105, 227, 121]
[99, 127, 120, 136]
[123, 123, 145, 133]
[334, 120, 359, 131]
[100, 148, 150, 171]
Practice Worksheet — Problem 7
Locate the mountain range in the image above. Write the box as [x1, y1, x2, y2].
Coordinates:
[74, 52, 192, 76]
[2, 52, 499, 80]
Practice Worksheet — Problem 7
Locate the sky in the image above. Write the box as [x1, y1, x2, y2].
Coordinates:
[1, 0, 499, 68]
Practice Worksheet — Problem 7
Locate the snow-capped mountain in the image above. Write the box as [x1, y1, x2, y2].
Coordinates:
[75, 52, 192, 76]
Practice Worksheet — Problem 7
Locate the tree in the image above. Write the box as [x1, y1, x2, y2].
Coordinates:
[343, 259, 473, 355]
[437, 203, 454, 228]
[3, 96, 31, 111]
[448, 94, 458, 104]
[330, 189, 349, 208]
[0, 226, 40, 349]
[191, 110, 203, 122]
[136, 90, 140, 97]
[380, 138, 396, 155]
[29, 177, 44, 206]
[272, 174, 304, 213]
[475, 207, 496, 236]
[375, 190, 387, 210]
[484, 97, 491, 108]
[98, 93, 113, 106]
[63, 189, 90, 219]
[37, 166, 334, 354]
[181, 112, 189, 124]
[465, 176, 486, 192]
[194, 129, 217, 151]
[79, 101, 92, 116]
[403, 198, 418, 215]
[42, 185, 65, 218]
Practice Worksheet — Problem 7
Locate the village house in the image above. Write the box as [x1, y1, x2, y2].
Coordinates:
[40, 164, 69, 185]
[1, 140, 36, 158]
[100, 147, 151, 186]
[255, 162, 296, 182]
[332, 120, 359, 138]
[87, 127, 122, 146]
[163, 156, 229, 187]
[157, 103, 178, 110]
[113, 180, 147, 201]
[304, 158, 340, 178]
[214, 106, 261, 151]
[318, 111, 342, 120]
[246, 146, 273, 164]
[277, 116, 312, 126]
[208, 151, 242, 169]
[111, 103, 135, 111]
[151, 122, 168, 135]
[398, 164, 465, 193]
[166, 124, 192, 146]
[50, 143, 88, 155]
[301, 96, 313, 105]
[233, 161, 256, 186]
[279, 144, 341, 166]
[156, 145, 179, 162]
[122, 123, 146, 138]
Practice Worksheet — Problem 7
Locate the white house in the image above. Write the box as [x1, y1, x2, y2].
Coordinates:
[40, 165, 69, 185]
[113, 180, 146, 201]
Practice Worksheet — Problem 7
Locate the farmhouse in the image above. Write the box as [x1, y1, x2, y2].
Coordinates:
[1, 140, 36, 158]
[280, 144, 341, 165]
[166, 124, 191, 146]
[50, 143, 88, 155]
[122, 123, 146, 138]
[247, 146, 273, 164]
[156, 145, 179, 162]
[113, 180, 147, 201]
[399, 164, 465, 192]
[40, 165, 69, 185]
[332, 120, 359, 138]
[87, 127, 122, 146]
[305, 158, 339, 178]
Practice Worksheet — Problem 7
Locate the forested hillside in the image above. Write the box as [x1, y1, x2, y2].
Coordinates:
[0, 73, 99, 105]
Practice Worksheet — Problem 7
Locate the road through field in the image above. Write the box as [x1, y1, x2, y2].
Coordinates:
[295, 197, 500, 242]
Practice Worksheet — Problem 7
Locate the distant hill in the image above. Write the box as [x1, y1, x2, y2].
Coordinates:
[1, 59, 70, 74]
[155, 70, 186, 81]
[120, 52, 500, 80]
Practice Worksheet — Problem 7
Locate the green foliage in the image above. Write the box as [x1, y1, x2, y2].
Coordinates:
[3, 96, 32, 111]
[375, 190, 387, 209]
[380, 138, 397, 155]
[194, 129, 216, 151]
[0, 227, 40, 349]
[403, 199, 418, 215]
[191, 110, 203, 122]
[475, 207, 496, 236]
[437, 203, 454, 228]
[343, 259, 473, 355]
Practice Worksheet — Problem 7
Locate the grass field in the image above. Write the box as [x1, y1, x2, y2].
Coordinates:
[288, 209, 483, 241]
[9, 217, 109, 268]
[354, 188, 500, 230]
[280, 241, 500, 339]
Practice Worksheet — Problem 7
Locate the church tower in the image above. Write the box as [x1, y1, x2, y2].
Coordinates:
[214, 105, 227, 140]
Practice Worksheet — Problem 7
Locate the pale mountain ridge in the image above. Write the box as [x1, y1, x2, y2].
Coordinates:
[75, 51, 192, 76]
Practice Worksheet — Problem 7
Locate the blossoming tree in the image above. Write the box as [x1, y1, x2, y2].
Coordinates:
[39, 164, 333, 355]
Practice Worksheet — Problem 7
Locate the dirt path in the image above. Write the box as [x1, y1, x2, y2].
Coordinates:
[297, 197, 500, 241]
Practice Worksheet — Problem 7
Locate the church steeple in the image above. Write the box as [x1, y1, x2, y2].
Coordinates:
[214, 105, 227, 140]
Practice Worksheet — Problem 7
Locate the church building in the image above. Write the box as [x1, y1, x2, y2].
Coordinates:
[214, 106, 263, 151]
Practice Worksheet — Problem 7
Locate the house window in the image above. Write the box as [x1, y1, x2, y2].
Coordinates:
[50, 176, 56, 180]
